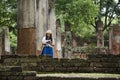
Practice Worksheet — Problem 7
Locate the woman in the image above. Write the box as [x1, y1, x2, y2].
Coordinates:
[41, 30, 55, 58]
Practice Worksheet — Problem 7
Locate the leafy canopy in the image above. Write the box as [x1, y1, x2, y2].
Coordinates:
[93, 0, 120, 31]
[55, 0, 99, 37]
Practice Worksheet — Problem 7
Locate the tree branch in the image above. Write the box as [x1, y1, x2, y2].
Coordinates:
[104, 2, 120, 31]
[91, 22, 97, 31]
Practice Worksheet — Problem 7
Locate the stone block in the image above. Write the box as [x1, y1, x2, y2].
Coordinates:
[117, 68, 120, 73]
[0, 77, 7, 80]
[70, 59, 87, 63]
[6, 66, 22, 72]
[100, 58, 120, 62]
[44, 67, 54, 72]
[74, 62, 90, 67]
[1, 55, 20, 59]
[0, 72, 21, 76]
[54, 67, 67, 72]
[0, 59, 4, 63]
[20, 58, 40, 63]
[66, 67, 78, 72]
[21, 63, 29, 69]
[101, 63, 119, 68]
[93, 68, 117, 73]
[29, 63, 38, 67]
[54, 64, 62, 68]
[22, 71, 37, 76]
[7, 76, 23, 80]
[29, 66, 41, 71]
[90, 62, 119, 68]
[88, 54, 120, 58]
[88, 58, 101, 62]
[59, 59, 69, 63]
[62, 62, 74, 67]
[4, 58, 19, 63]
[78, 67, 93, 73]
[0, 66, 5, 72]
[98, 78, 119, 80]
[0, 66, 22, 73]
[24, 76, 36, 80]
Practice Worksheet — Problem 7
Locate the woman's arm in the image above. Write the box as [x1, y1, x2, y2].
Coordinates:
[51, 38, 55, 46]
[42, 37, 47, 44]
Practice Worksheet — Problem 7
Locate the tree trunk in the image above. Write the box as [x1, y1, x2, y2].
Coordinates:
[17, 0, 36, 54]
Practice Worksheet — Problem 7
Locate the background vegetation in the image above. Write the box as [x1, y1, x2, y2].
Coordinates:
[0, 0, 120, 52]
[0, 0, 17, 51]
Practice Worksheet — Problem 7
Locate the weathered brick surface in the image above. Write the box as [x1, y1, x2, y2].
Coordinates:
[0, 67, 37, 80]
[0, 54, 120, 73]
[0, 54, 120, 80]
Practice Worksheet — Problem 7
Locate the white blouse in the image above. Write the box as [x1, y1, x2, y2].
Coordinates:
[42, 36, 55, 46]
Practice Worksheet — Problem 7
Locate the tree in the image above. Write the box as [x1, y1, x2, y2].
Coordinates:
[55, 0, 99, 37]
[92, 0, 120, 31]
[92, 0, 120, 47]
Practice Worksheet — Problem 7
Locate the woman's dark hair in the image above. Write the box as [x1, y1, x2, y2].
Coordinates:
[46, 33, 53, 42]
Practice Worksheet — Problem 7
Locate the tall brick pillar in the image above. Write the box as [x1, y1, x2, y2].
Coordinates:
[96, 20, 104, 48]
[109, 24, 120, 55]
[17, 0, 56, 55]
[17, 0, 36, 54]
[64, 21, 72, 58]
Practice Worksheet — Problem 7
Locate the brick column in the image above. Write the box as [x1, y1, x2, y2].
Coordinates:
[17, 0, 36, 54]
[110, 25, 120, 55]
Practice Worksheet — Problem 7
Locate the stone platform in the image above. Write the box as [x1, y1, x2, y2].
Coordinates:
[37, 73, 120, 80]
[0, 54, 120, 80]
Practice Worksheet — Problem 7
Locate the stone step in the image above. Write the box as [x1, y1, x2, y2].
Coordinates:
[36, 73, 120, 80]
[0, 66, 120, 80]
[0, 54, 120, 74]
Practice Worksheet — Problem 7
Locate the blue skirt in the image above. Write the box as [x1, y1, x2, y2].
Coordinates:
[42, 46, 54, 58]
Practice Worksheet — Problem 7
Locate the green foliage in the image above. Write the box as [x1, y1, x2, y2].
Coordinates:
[55, 0, 99, 38]
[10, 31, 17, 50]
[93, 0, 120, 30]
[0, 0, 17, 27]
[0, 0, 17, 52]
[55, 0, 120, 44]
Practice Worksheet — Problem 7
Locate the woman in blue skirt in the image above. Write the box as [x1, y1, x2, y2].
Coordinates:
[41, 30, 55, 58]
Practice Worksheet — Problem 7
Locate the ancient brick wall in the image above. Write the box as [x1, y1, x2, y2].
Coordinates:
[17, 28, 36, 54]
[0, 54, 120, 80]
[109, 25, 120, 55]
[0, 66, 37, 80]
[0, 54, 120, 73]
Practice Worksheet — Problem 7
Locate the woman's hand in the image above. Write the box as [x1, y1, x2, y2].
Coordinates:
[46, 41, 51, 44]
